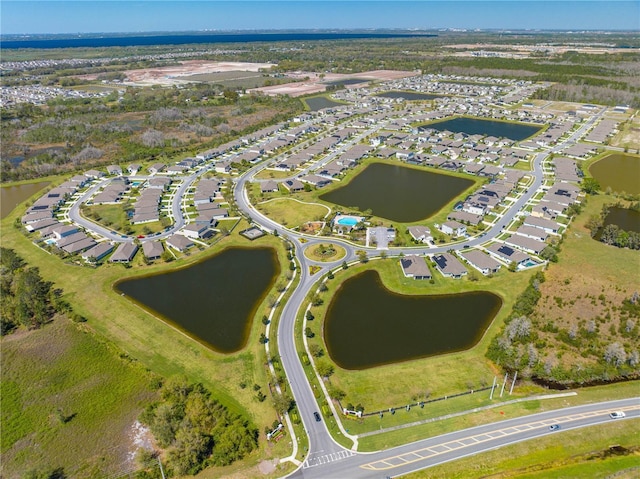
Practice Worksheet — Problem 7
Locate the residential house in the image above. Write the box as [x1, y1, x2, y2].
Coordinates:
[260, 180, 279, 193]
[110, 243, 138, 263]
[440, 220, 467, 237]
[432, 253, 467, 279]
[400, 255, 431, 280]
[486, 243, 530, 267]
[407, 225, 433, 244]
[460, 250, 501, 275]
[81, 242, 114, 262]
[166, 234, 194, 252]
[505, 235, 547, 255]
[142, 241, 164, 260]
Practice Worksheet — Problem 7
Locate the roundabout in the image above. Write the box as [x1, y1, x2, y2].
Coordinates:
[303, 242, 346, 262]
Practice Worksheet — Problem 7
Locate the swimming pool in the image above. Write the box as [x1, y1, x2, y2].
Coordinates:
[337, 217, 359, 226]
[522, 259, 538, 268]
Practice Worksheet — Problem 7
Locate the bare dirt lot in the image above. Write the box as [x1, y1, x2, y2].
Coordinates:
[249, 69, 418, 97]
[79, 60, 276, 86]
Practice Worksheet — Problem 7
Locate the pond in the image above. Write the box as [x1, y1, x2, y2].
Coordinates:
[1, 181, 50, 219]
[421, 117, 542, 141]
[589, 153, 640, 195]
[376, 91, 442, 101]
[116, 247, 280, 353]
[305, 96, 345, 111]
[324, 270, 502, 370]
[598, 206, 640, 236]
[320, 162, 474, 222]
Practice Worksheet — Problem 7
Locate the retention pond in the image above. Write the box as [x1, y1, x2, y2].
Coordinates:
[116, 247, 280, 353]
[421, 117, 542, 141]
[1, 182, 50, 219]
[589, 153, 640, 195]
[320, 162, 474, 222]
[324, 270, 502, 369]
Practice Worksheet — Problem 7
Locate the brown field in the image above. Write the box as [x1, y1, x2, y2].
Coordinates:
[250, 69, 418, 97]
[77, 60, 276, 86]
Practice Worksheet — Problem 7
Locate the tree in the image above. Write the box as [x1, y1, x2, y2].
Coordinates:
[273, 393, 295, 415]
[357, 250, 368, 263]
[308, 343, 324, 357]
[316, 360, 334, 378]
[581, 177, 600, 194]
[304, 327, 315, 338]
[341, 261, 349, 270]
[305, 310, 314, 321]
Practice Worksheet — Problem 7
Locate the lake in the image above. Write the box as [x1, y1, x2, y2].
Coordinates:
[116, 247, 280, 353]
[305, 96, 345, 111]
[1, 182, 50, 219]
[376, 91, 442, 101]
[2, 32, 432, 49]
[324, 270, 502, 370]
[421, 117, 542, 141]
[320, 162, 474, 222]
[589, 153, 640, 195]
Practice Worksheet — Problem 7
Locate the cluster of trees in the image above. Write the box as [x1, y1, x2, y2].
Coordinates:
[0, 247, 57, 334]
[598, 224, 640, 250]
[138, 378, 258, 477]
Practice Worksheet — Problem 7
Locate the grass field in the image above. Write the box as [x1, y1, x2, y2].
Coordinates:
[1, 208, 295, 469]
[1, 319, 155, 478]
[254, 169, 296, 179]
[303, 243, 346, 262]
[256, 197, 331, 228]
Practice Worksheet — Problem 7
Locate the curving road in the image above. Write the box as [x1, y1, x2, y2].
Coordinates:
[231, 108, 613, 477]
[65, 101, 615, 477]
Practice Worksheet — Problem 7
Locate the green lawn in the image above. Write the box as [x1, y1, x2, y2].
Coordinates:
[1, 319, 155, 478]
[256, 197, 331, 228]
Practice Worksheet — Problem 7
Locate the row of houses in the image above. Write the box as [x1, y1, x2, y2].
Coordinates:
[400, 249, 504, 281]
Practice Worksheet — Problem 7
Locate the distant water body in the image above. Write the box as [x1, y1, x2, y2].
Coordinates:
[1, 32, 431, 49]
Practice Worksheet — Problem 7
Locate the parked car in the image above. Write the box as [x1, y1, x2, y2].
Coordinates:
[610, 411, 626, 419]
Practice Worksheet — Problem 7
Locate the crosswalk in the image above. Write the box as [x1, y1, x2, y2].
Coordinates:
[303, 449, 355, 469]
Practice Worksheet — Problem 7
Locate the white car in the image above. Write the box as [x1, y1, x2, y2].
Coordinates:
[609, 411, 626, 419]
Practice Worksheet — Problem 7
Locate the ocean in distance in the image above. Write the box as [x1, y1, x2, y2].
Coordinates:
[1, 31, 432, 49]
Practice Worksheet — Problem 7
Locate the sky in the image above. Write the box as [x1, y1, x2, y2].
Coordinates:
[1, 1, 638, 35]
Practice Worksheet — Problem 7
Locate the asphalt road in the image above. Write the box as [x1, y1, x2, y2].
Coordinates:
[64, 103, 623, 478]
[289, 398, 639, 478]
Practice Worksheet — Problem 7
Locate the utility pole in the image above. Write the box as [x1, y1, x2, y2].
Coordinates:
[500, 373, 508, 398]
[509, 371, 518, 395]
[158, 457, 166, 479]
[489, 376, 497, 399]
